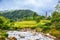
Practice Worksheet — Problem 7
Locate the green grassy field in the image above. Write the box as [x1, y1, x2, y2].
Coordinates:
[13, 21, 37, 28]
[12, 20, 51, 28]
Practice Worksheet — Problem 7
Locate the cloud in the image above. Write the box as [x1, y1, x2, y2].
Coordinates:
[0, 0, 58, 15]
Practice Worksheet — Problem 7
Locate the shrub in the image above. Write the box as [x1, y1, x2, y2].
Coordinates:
[50, 29, 60, 39]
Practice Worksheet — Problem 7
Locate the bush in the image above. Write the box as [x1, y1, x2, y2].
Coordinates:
[0, 30, 8, 37]
[0, 37, 6, 40]
[50, 29, 60, 39]
[30, 26, 37, 29]
[36, 28, 42, 32]
[42, 26, 50, 33]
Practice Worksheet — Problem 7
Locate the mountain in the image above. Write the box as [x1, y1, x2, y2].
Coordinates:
[0, 10, 39, 21]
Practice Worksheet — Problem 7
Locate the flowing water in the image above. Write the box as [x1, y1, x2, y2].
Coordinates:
[7, 31, 54, 40]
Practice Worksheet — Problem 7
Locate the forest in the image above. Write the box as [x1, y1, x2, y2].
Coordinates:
[0, 9, 60, 40]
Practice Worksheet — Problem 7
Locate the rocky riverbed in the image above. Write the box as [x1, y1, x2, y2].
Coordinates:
[7, 31, 56, 40]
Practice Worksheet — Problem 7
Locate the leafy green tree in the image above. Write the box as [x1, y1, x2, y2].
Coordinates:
[0, 16, 10, 30]
[51, 11, 60, 30]
[33, 12, 38, 20]
[55, 0, 60, 12]
[33, 12, 40, 23]
[47, 16, 51, 20]
[52, 12, 60, 22]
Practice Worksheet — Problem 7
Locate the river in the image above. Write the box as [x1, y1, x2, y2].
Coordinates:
[7, 31, 55, 40]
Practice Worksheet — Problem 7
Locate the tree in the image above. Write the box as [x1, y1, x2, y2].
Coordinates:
[47, 16, 51, 20]
[33, 12, 38, 20]
[33, 12, 40, 23]
[0, 16, 10, 30]
[55, 0, 60, 12]
[52, 11, 60, 22]
[51, 11, 60, 30]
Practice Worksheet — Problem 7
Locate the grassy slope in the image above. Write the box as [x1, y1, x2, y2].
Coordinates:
[12, 20, 51, 28]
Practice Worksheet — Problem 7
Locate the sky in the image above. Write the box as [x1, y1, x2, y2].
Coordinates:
[0, 0, 58, 15]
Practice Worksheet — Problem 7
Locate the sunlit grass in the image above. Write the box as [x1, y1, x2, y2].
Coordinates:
[12, 20, 51, 28]
[13, 21, 37, 28]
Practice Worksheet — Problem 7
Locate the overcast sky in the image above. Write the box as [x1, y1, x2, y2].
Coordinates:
[0, 0, 58, 15]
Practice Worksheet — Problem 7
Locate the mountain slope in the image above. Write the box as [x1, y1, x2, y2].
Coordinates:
[0, 10, 39, 21]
